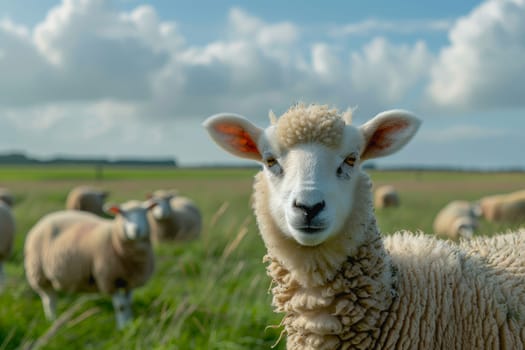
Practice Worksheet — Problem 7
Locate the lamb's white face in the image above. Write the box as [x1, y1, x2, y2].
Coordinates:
[151, 196, 173, 220]
[204, 107, 420, 247]
[122, 208, 151, 240]
[259, 126, 363, 245]
[105, 202, 158, 241]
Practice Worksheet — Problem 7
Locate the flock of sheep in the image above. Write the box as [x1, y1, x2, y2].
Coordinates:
[375, 185, 525, 241]
[1, 102, 525, 349]
[0, 185, 201, 329]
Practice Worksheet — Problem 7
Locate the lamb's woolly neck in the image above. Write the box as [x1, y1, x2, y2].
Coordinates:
[253, 171, 395, 349]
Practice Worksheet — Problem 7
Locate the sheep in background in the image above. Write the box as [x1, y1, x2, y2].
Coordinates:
[147, 189, 202, 243]
[479, 189, 525, 222]
[0, 201, 15, 291]
[24, 200, 157, 329]
[0, 188, 14, 207]
[433, 200, 480, 241]
[374, 185, 400, 209]
[65, 186, 109, 216]
[204, 103, 525, 349]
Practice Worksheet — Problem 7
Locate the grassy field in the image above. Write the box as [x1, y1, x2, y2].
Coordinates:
[0, 166, 524, 349]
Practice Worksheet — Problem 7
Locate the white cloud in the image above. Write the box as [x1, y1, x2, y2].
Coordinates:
[0, 0, 179, 106]
[350, 37, 433, 104]
[0, 19, 54, 106]
[0, 17, 30, 38]
[0, 1, 466, 165]
[311, 43, 342, 82]
[427, 0, 525, 110]
[336, 18, 453, 36]
[0, 1, 433, 120]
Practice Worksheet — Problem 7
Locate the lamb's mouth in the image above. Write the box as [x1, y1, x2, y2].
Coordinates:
[295, 226, 326, 234]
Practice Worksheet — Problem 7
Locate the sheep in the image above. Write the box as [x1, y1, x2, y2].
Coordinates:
[373, 185, 400, 209]
[24, 200, 157, 329]
[479, 189, 525, 222]
[147, 189, 202, 243]
[433, 200, 480, 241]
[0, 187, 14, 207]
[204, 103, 525, 349]
[0, 201, 16, 290]
[65, 185, 109, 216]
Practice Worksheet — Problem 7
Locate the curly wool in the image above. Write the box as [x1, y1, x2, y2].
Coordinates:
[276, 104, 346, 149]
[254, 169, 525, 349]
[265, 234, 395, 350]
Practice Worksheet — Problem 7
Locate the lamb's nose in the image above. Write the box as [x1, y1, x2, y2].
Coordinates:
[293, 200, 326, 222]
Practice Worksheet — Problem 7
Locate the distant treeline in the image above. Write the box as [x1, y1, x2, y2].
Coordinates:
[0, 152, 177, 167]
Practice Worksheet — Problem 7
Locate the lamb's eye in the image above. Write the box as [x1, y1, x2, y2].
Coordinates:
[265, 157, 277, 168]
[264, 156, 283, 175]
[344, 155, 356, 167]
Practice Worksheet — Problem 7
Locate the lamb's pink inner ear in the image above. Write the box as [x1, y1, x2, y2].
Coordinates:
[362, 120, 408, 158]
[214, 123, 261, 158]
[106, 205, 121, 215]
[362, 118, 413, 160]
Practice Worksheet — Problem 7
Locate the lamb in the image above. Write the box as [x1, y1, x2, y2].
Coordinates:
[24, 200, 157, 329]
[373, 185, 399, 209]
[0, 201, 16, 290]
[204, 103, 525, 349]
[479, 189, 525, 222]
[0, 187, 14, 207]
[433, 200, 480, 241]
[147, 189, 202, 243]
[65, 185, 109, 216]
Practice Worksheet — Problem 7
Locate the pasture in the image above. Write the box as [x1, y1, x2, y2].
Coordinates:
[0, 166, 524, 349]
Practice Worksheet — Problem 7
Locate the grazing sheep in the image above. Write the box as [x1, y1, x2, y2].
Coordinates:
[24, 200, 157, 329]
[147, 189, 202, 243]
[65, 186, 109, 216]
[373, 185, 400, 209]
[204, 103, 525, 349]
[0, 187, 14, 207]
[0, 201, 16, 290]
[479, 189, 525, 222]
[433, 200, 480, 241]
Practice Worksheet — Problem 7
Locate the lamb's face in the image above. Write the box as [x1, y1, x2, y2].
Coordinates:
[121, 208, 151, 240]
[259, 126, 364, 246]
[150, 195, 174, 220]
[105, 201, 158, 241]
[204, 105, 421, 247]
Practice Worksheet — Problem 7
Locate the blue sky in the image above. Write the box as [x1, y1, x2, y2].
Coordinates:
[0, 0, 524, 168]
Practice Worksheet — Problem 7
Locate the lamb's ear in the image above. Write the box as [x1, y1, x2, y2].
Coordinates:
[360, 110, 421, 160]
[103, 203, 121, 216]
[203, 113, 263, 161]
[143, 200, 158, 210]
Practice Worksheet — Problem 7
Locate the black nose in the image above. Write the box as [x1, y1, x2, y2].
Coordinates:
[293, 200, 325, 223]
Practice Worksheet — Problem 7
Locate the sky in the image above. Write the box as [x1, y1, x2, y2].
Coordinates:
[0, 0, 524, 169]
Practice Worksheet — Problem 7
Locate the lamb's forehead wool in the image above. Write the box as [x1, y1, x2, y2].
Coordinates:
[275, 104, 347, 149]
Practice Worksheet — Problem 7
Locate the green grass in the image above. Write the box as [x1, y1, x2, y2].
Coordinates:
[0, 167, 524, 349]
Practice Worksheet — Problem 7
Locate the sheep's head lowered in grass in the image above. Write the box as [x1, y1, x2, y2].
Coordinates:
[204, 104, 420, 247]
